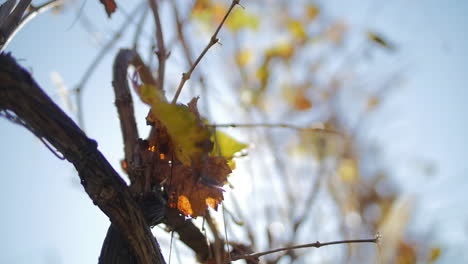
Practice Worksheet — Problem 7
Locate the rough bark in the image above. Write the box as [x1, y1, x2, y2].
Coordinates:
[0, 53, 165, 264]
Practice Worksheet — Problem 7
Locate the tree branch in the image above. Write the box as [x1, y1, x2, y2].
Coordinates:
[148, 0, 166, 91]
[232, 237, 379, 261]
[0, 53, 165, 264]
[171, 0, 241, 104]
[0, 0, 31, 51]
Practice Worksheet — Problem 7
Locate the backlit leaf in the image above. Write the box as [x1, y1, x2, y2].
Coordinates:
[226, 8, 260, 32]
[211, 130, 248, 158]
[136, 84, 212, 167]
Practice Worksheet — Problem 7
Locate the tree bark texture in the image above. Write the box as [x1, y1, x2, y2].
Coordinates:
[0, 53, 165, 264]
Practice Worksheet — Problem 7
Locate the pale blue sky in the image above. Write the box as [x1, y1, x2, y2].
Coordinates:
[1, 0, 467, 263]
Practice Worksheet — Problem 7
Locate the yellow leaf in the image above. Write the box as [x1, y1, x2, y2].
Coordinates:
[306, 4, 320, 21]
[226, 8, 260, 32]
[265, 42, 294, 59]
[256, 63, 270, 84]
[288, 20, 307, 41]
[139, 84, 166, 104]
[236, 49, 253, 67]
[137, 86, 212, 166]
[338, 158, 358, 183]
[211, 130, 248, 158]
[227, 159, 236, 170]
[429, 247, 441, 263]
[156, 102, 212, 166]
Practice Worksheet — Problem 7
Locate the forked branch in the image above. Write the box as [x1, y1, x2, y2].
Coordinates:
[171, 0, 241, 104]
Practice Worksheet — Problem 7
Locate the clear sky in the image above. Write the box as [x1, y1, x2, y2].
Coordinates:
[1, 0, 467, 263]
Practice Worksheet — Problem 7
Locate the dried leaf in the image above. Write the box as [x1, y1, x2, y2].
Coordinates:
[166, 156, 232, 217]
[367, 31, 395, 50]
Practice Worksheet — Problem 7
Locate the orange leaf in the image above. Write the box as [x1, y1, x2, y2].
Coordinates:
[160, 156, 232, 217]
[99, 0, 117, 17]
[294, 89, 312, 110]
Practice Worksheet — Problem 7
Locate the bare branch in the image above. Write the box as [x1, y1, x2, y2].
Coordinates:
[209, 123, 339, 135]
[171, 0, 241, 104]
[0, 0, 31, 51]
[148, 0, 166, 91]
[232, 237, 379, 261]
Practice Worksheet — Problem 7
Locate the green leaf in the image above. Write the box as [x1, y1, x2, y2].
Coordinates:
[211, 130, 248, 158]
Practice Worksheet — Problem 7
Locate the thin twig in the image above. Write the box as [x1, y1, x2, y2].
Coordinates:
[74, 3, 144, 128]
[0, 0, 64, 51]
[231, 237, 379, 261]
[170, 0, 212, 118]
[147, 0, 166, 91]
[171, 0, 240, 104]
[209, 123, 339, 135]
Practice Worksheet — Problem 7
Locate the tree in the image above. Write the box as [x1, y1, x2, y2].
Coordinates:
[0, 0, 438, 263]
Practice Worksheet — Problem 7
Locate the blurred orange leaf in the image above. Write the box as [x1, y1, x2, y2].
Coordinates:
[325, 20, 347, 44]
[294, 88, 313, 110]
[367, 96, 380, 111]
[99, 0, 117, 17]
[306, 4, 320, 21]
